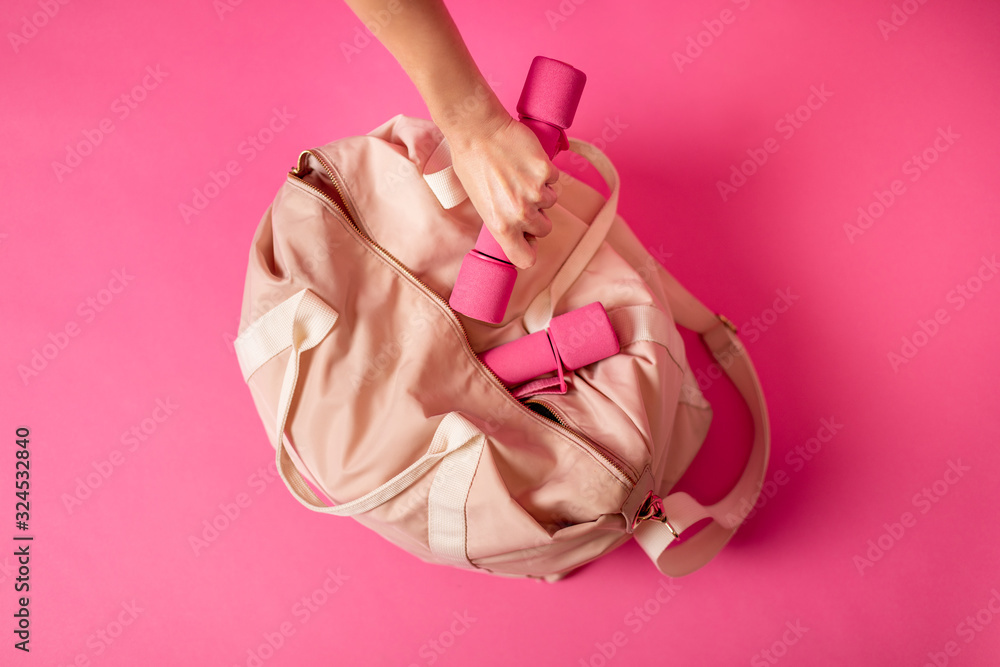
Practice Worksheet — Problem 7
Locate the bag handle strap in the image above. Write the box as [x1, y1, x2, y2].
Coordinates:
[422, 136, 620, 332]
[522, 138, 620, 332]
[612, 274, 771, 577]
[234, 289, 487, 517]
[422, 137, 469, 210]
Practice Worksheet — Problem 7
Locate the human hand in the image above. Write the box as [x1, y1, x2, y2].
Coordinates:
[448, 115, 560, 270]
[340, 0, 560, 268]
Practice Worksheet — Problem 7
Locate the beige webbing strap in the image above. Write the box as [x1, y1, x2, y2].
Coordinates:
[522, 139, 621, 332]
[622, 270, 770, 577]
[234, 289, 488, 522]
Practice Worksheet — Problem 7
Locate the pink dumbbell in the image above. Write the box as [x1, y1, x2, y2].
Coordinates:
[449, 56, 587, 324]
[479, 302, 620, 388]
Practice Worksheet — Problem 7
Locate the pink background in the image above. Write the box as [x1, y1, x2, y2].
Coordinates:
[3, 0, 999, 664]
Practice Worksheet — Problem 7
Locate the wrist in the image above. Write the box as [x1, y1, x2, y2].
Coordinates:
[430, 79, 509, 147]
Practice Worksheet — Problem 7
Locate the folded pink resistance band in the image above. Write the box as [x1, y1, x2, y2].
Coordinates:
[479, 301, 620, 399]
[449, 56, 587, 324]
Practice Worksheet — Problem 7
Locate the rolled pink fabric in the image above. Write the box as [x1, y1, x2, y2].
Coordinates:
[548, 301, 620, 370]
[449, 56, 586, 324]
[479, 302, 620, 389]
[448, 251, 518, 324]
[479, 330, 558, 387]
[517, 56, 587, 146]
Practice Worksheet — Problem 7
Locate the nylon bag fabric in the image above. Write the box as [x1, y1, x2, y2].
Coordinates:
[233, 115, 770, 581]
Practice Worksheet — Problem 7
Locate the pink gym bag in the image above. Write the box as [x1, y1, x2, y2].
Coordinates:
[233, 105, 770, 581]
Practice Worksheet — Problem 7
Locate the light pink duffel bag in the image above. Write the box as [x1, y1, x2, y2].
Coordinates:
[233, 114, 770, 581]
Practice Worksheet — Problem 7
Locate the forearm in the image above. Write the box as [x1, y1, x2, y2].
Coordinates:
[343, 0, 507, 141]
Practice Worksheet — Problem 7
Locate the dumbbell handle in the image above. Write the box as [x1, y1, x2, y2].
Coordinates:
[449, 56, 586, 324]
[473, 57, 587, 264]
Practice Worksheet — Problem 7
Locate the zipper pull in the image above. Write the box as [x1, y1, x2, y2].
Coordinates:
[632, 491, 680, 539]
[290, 150, 312, 177]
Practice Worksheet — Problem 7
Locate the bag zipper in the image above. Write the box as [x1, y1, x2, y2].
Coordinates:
[522, 397, 639, 483]
[288, 148, 636, 487]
